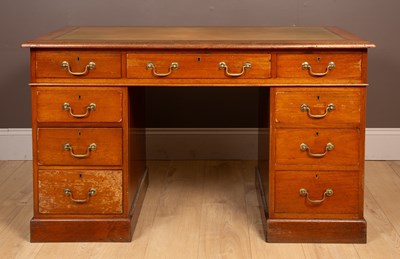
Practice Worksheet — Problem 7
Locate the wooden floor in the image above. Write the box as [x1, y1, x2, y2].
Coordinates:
[0, 160, 400, 258]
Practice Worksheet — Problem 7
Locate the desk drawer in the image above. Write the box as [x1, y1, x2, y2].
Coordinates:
[38, 170, 123, 214]
[127, 53, 271, 79]
[275, 129, 360, 167]
[274, 87, 362, 125]
[37, 128, 122, 166]
[35, 51, 122, 78]
[276, 53, 362, 83]
[35, 87, 123, 123]
[274, 171, 359, 217]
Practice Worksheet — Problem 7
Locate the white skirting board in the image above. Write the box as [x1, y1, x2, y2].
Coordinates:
[365, 128, 400, 160]
[0, 128, 33, 160]
[1, 128, 400, 160]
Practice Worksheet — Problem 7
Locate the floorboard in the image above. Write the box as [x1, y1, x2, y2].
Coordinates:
[0, 160, 399, 258]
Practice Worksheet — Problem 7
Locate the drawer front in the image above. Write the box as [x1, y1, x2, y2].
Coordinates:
[127, 53, 271, 79]
[276, 53, 362, 83]
[37, 128, 122, 166]
[274, 171, 359, 216]
[275, 129, 360, 167]
[35, 51, 121, 78]
[38, 170, 122, 214]
[274, 87, 362, 125]
[35, 87, 123, 123]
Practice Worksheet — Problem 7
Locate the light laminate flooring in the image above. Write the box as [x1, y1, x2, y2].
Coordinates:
[0, 160, 400, 259]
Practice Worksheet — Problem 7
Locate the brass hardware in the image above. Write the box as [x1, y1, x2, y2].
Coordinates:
[64, 188, 96, 204]
[146, 62, 179, 77]
[299, 188, 333, 204]
[218, 61, 252, 77]
[300, 142, 334, 158]
[300, 103, 335, 119]
[63, 143, 97, 158]
[301, 61, 336, 77]
[62, 102, 96, 118]
[61, 61, 96, 76]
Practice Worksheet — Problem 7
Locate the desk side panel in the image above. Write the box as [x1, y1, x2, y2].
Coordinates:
[257, 87, 270, 237]
[127, 87, 147, 227]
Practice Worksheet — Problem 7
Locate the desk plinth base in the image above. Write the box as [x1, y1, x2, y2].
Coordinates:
[30, 170, 148, 242]
[265, 219, 366, 243]
[30, 218, 133, 242]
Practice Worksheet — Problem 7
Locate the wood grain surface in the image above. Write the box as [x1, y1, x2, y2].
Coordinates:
[0, 160, 399, 258]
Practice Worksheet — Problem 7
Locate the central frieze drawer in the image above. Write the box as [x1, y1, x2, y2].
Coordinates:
[38, 170, 123, 214]
[274, 171, 359, 217]
[35, 51, 122, 79]
[35, 87, 123, 123]
[37, 128, 122, 166]
[127, 53, 271, 79]
[275, 128, 360, 167]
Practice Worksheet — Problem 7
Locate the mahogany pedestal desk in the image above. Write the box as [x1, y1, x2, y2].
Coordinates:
[22, 27, 375, 243]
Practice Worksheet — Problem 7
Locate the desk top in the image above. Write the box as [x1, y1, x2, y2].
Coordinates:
[22, 26, 375, 49]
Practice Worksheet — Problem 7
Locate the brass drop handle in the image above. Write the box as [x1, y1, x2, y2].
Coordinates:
[146, 62, 179, 77]
[219, 62, 252, 77]
[300, 142, 334, 158]
[63, 102, 96, 118]
[300, 103, 335, 119]
[299, 188, 333, 204]
[61, 61, 96, 76]
[64, 188, 96, 204]
[63, 143, 97, 158]
[301, 61, 336, 77]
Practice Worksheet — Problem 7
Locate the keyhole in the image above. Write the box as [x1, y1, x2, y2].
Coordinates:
[317, 57, 321, 62]
[78, 131, 81, 137]
[315, 174, 319, 179]
[197, 57, 201, 62]
[77, 57, 80, 61]
[317, 95, 320, 100]
[79, 174, 83, 179]
[316, 132, 319, 137]
[78, 95, 81, 100]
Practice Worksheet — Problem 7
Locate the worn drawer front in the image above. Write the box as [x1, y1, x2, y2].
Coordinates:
[274, 88, 361, 124]
[274, 171, 359, 216]
[276, 53, 362, 83]
[37, 128, 122, 166]
[127, 53, 271, 79]
[38, 170, 122, 214]
[35, 51, 122, 78]
[275, 129, 360, 166]
[35, 87, 123, 123]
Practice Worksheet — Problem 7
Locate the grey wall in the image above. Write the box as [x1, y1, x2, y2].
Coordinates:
[0, 0, 398, 128]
